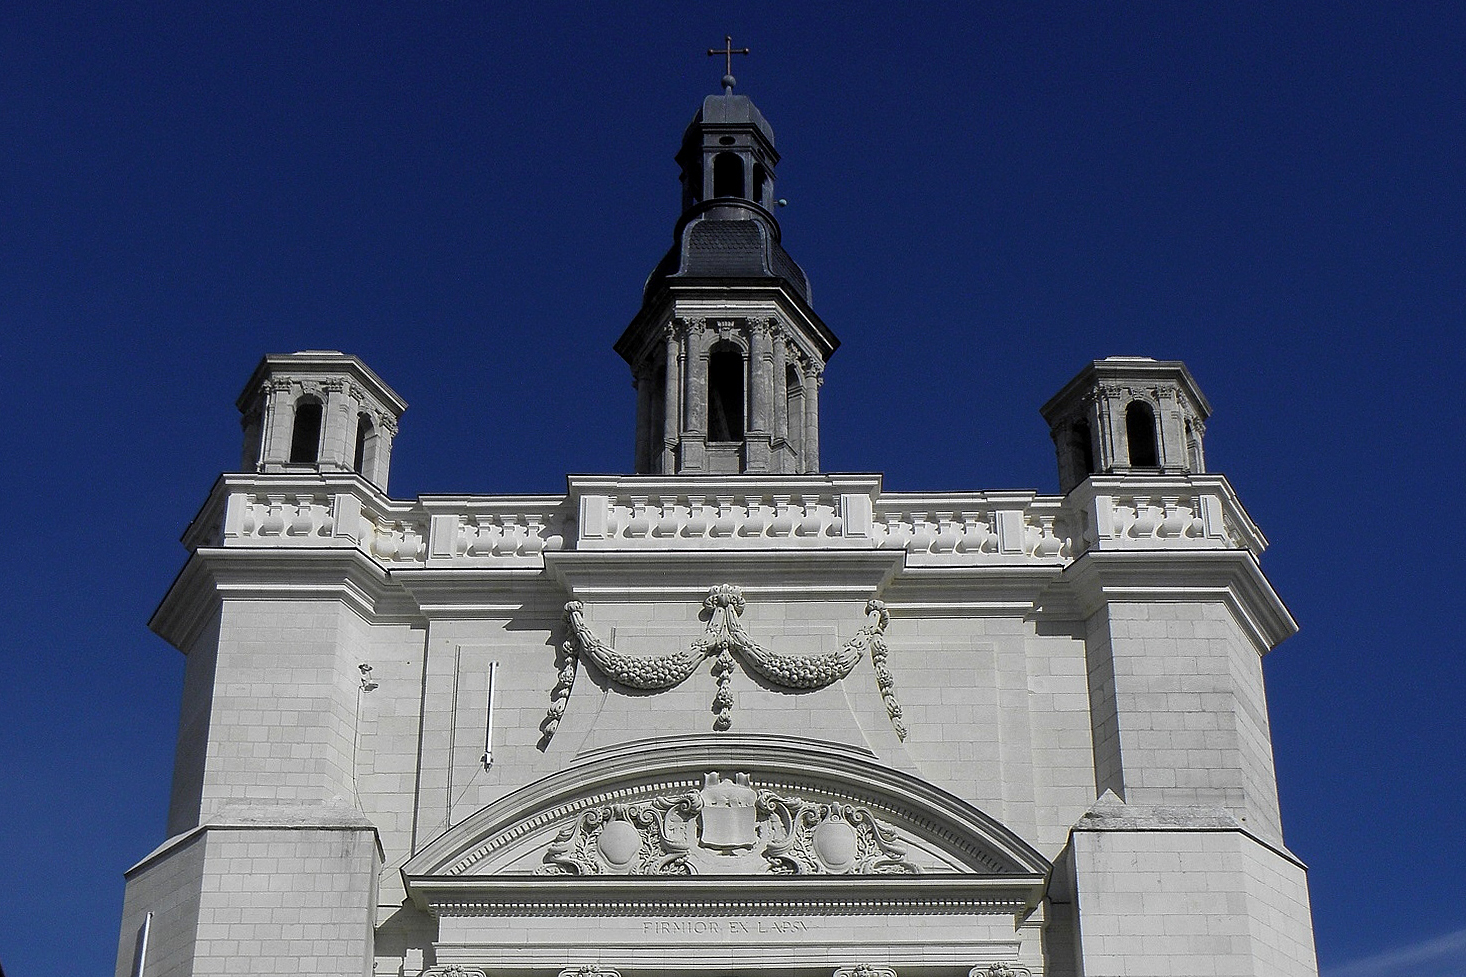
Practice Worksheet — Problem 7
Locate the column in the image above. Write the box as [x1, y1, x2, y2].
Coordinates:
[746, 317, 775, 472]
[681, 318, 709, 472]
[320, 379, 352, 470]
[803, 365, 822, 473]
[262, 380, 296, 470]
[633, 366, 652, 473]
[662, 324, 682, 473]
[374, 417, 396, 491]
[773, 334, 789, 469]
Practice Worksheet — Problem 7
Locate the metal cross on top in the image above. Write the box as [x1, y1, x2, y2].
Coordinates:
[708, 35, 750, 91]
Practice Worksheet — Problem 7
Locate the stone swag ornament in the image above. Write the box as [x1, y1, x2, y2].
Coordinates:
[541, 584, 906, 738]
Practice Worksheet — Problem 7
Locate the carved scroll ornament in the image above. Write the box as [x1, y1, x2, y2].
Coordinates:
[542, 585, 904, 737]
[536, 772, 920, 877]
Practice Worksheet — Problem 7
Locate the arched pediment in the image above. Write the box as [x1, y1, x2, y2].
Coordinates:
[404, 736, 1049, 904]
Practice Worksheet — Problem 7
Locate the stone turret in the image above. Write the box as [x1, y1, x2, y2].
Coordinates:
[237, 350, 407, 491]
[1041, 357, 1211, 494]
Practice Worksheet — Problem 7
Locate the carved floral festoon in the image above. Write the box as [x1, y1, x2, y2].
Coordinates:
[536, 772, 920, 876]
[542, 585, 906, 737]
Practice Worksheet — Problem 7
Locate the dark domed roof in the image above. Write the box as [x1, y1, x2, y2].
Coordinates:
[643, 201, 811, 305]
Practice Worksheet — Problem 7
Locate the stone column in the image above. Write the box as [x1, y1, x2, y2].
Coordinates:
[320, 379, 352, 470]
[773, 334, 789, 466]
[803, 365, 822, 473]
[633, 366, 652, 474]
[663, 323, 683, 473]
[746, 317, 775, 471]
[262, 380, 296, 470]
[1156, 387, 1185, 470]
[1095, 385, 1122, 470]
[374, 417, 396, 491]
[681, 318, 709, 472]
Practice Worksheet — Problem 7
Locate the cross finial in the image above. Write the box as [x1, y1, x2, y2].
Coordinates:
[707, 35, 750, 93]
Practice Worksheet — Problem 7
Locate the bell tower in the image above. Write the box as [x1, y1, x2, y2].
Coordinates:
[616, 71, 838, 475]
[1040, 357, 1211, 494]
[237, 349, 407, 490]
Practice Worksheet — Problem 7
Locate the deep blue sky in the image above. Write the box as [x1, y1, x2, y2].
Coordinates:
[2, 5, 1462, 976]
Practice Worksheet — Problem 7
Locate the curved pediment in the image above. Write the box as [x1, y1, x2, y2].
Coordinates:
[404, 735, 1050, 887]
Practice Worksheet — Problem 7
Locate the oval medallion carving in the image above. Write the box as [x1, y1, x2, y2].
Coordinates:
[597, 819, 641, 868]
[812, 818, 858, 872]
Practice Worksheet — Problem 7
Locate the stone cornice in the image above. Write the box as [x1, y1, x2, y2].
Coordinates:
[390, 568, 566, 619]
[880, 566, 1065, 616]
[1053, 549, 1298, 653]
[408, 874, 1042, 918]
[149, 546, 408, 650]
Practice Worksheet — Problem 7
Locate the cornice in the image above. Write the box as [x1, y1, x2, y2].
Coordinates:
[390, 568, 566, 619]
[879, 565, 1065, 617]
[149, 546, 412, 650]
[542, 548, 904, 602]
[407, 874, 1043, 918]
[1053, 549, 1298, 653]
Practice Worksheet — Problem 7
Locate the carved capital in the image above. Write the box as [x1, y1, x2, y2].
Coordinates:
[319, 377, 347, 393]
[836, 966, 898, 977]
[969, 966, 1032, 977]
[378, 414, 398, 437]
[682, 316, 708, 335]
[559, 968, 621, 977]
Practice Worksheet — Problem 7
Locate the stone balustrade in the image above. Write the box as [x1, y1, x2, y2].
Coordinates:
[177, 472, 1264, 571]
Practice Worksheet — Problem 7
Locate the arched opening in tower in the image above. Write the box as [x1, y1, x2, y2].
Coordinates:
[289, 397, 324, 464]
[353, 413, 377, 477]
[708, 344, 745, 442]
[1125, 401, 1159, 468]
[712, 153, 745, 199]
[1071, 419, 1095, 479]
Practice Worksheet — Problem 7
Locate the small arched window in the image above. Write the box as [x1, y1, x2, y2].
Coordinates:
[752, 162, 769, 206]
[289, 397, 323, 464]
[708, 343, 745, 442]
[785, 363, 805, 458]
[353, 413, 375, 475]
[1071, 420, 1095, 478]
[712, 153, 744, 199]
[1125, 401, 1159, 468]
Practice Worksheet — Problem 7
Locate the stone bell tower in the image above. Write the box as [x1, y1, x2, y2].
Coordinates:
[237, 350, 407, 490]
[1040, 356, 1211, 494]
[615, 78, 838, 475]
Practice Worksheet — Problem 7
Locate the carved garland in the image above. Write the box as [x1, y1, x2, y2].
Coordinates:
[542, 585, 905, 737]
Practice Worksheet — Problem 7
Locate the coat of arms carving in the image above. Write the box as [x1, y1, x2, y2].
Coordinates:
[535, 771, 920, 876]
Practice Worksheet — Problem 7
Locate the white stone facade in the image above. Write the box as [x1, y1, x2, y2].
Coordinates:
[118, 88, 1319, 977]
[120, 441, 1317, 975]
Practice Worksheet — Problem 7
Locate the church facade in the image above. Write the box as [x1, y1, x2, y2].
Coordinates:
[117, 82, 1319, 977]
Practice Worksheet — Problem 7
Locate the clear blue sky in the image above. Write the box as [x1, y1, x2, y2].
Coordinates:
[2, 5, 1462, 975]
